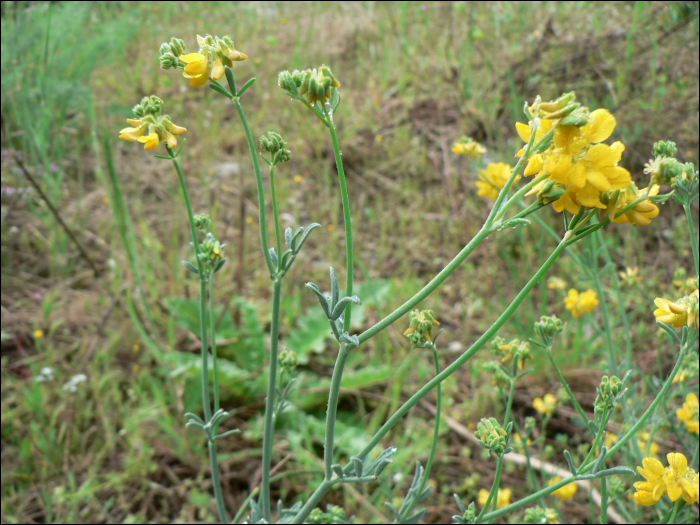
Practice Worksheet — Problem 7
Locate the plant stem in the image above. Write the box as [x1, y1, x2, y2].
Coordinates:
[359, 226, 491, 343]
[503, 376, 517, 428]
[545, 347, 589, 425]
[476, 454, 504, 523]
[323, 106, 354, 332]
[292, 480, 334, 524]
[684, 204, 699, 276]
[233, 98, 276, 277]
[269, 164, 282, 263]
[198, 278, 211, 421]
[259, 280, 283, 523]
[209, 440, 229, 524]
[400, 345, 442, 520]
[324, 345, 351, 479]
[210, 278, 220, 413]
[600, 476, 608, 524]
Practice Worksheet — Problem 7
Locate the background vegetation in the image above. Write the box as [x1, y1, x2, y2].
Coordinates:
[1, 1, 698, 523]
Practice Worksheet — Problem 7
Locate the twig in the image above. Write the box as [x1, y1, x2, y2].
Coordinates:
[13, 154, 101, 277]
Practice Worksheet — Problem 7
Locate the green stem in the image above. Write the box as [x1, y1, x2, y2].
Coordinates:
[476, 454, 504, 523]
[259, 280, 283, 522]
[400, 345, 442, 520]
[503, 376, 516, 428]
[359, 226, 491, 343]
[592, 263, 619, 376]
[546, 347, 589, 425]
[270, 164, 282, 262]
[210, 278, 220, 413]
[323, 106, 354, 332]
[208, 440, 228, 524]
[233, 98, 276, 277]
[292, 480, 334, 524]
[600, 476, 608, 524]
[324, 345, 351, 480]
[684, 204, 699, 276]
[333, 235, 573, 497]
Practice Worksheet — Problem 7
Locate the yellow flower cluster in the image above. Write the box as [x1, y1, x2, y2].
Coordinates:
[516, 93, 663, 227]
[564, 288, 599, 318]
[618, 266, 640, 287]
[634, 453, 699, 506]
[547, 276, 567, 290]
[548, 476, 577, 501]
[179, 34, 247, 87]
[533, 393, 557, 417]
[518, 101, 630, 213]
[452, 137, 487, 159]
[478, 487, 512, 509]
[119, 96, 187, 152]
[677, 393, 699, 434]
[475, 162, 518, 201]
[653, 289, 699, 329]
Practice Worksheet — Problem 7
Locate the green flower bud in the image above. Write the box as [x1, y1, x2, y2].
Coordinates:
[475, 417, 509, 456]
[558, 107, 590, 127]
[652, 140, 678, 158]
[524, 507, 559, 524]
[404, 309, 440, 346]
[198, 232, 225, 271]
[534, 314, 565, 345]
[524, 416, 536, 432]
[159, 52, 179, 70]
[278, 70, 304, 97]
[538, 92, 575, 113]
[193, 214, 211, 231]
[594, 375, 625, 415]
[537, 180, 566, 205]
[133, 95, 164, 118]
[279, 350, 299, 373]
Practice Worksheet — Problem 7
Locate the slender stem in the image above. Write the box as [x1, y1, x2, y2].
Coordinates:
[503, 376, 517, 428]
[359, 226, 491, 343]
[684, 204, 699, 276]
[292, 480, 334, 524]
[259, 280, 283, 522]
[269, 164, 283, 263]
[400, 345, 442, 520]
[210, 278, 220, 413]
[600, 474, 608, 524]
[476, 454, 504, 523]
[199, 279, 211, 422]
[208, 440, 229, 524]
[546, 347, 589, 425]
[324, 345, 351, 479]
[323, 105, 354, 332]
[591, 259, 619, 376]
[233, 98, 276, 276]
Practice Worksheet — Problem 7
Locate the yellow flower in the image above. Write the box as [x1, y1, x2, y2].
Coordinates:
[548, 476, 577, 501]
[138, 133, 159, 151]
[515, 119, 554, 158]
[533, 393, 557, 417]
[547, 277, 567, 290]
[564, 288, 599, 318]
[179, 34, 247, 88]
[119, 118, 148, 141]
[34, 330, 44, 339]
[294, 174, 303, 183]
[677, 393, 699, 434]
[637, 432, 659, 456]
[603, 183, 660, 227]
[618, 267, 640, 286]
[327, 224, 335, 232]
[634, 453, 699, 506]
[475, 163, 517, 201]
[453, 137, 487, 159]
[477, 487, 512, 509]
[634, 456, 667, 506]
[654, 290, 698, 329]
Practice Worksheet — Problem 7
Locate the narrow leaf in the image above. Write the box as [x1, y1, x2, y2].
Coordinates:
[182, 261, 199, 274]
[563, 449, 578, 476]
[237, 77, 257, 97]
[305, 282, 331, 318]
[330, 295, 362, 320]
[330, 267, 339, 310]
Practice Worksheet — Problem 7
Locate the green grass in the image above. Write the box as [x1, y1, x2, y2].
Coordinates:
[1, 1, 699, 523]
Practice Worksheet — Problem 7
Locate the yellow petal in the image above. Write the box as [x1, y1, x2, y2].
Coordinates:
[165, 132, 177, 148]
[138, 133, 159, 151]
[119, 126, 145, 141]
[180, 52, 206, 64]
[190, 71, 210, 87]
[126, 118, 144, 127]
[652, 481, 667, 501]
[577, 184, 603, 208]
[584, 109, 616, 143]
[587, 170, 611, 192]
[211, 57, 225, 80]
[641, 457, 665, 478]
[196, 34, 207, 47]
[667, 482, 683, 502]
[570, 161, 587, 188]
[515, 122, 532, 143]
[167, 123, 187, 135]
[667, 452, 688, 474]
[184, 59, 208, 76]
[524, 154, 543, 176]
[634, 490, 658, 506]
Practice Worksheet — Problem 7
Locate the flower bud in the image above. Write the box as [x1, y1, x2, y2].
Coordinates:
[404, 309, 440, 346]
[652, 140, 678, 158]
[475, 417, 509, 456]
[538, 92, 575, 113]
[534, 315, 564, 345]
[193, 214, 211, 231]
[595, 375, 625, 414]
